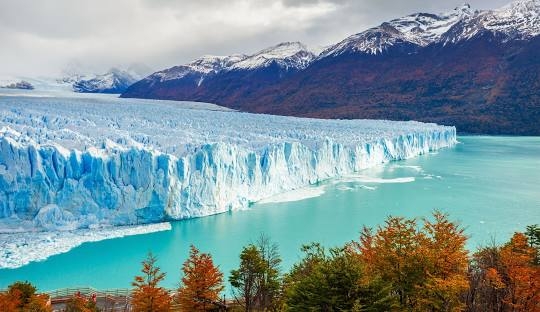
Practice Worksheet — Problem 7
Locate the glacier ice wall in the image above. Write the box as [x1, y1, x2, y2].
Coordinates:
[0, 95, 456, 231]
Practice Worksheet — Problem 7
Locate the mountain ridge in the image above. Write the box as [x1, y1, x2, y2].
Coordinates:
[121, 0, 540, 135]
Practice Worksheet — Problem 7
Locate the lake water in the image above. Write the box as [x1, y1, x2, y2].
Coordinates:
[0, 136, 539, 294]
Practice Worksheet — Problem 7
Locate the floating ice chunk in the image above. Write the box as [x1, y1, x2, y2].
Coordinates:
[341, 175, 416, 184]
[258, 185, 326, 204]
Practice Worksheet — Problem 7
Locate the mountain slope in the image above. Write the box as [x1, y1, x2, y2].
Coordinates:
[71, 68, 142, 93]
[121, 42, 315, 101]
[121, 0, 540, 135]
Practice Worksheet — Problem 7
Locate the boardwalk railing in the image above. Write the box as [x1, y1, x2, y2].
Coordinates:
[46, 286, 133, 299]
[2, 287, 229, 311]
[46, 287, 135, 311]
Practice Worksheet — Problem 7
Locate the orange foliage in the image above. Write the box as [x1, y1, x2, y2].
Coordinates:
[0, 284, 51, 312]
[354, 212, 469, 311]
[356, 216, 428, 309]
[419, 212, 469, 311]
[177, 245, 224, 311]
[499, 233, 540, 312]
[0, 290, 21, 312]
[485, 267, 505, 289]
[131, 253, 171, 312]
[468, 232, 540, 312]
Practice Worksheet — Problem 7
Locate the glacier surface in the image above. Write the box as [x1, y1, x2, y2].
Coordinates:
[0, 93, 456, 233]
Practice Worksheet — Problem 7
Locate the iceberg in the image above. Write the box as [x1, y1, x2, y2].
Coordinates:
[0, 94, 457, 232]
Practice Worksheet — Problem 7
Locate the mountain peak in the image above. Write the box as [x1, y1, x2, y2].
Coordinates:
[229, 41, 315, 71]
[319, 5, 474, 57]
[443, 0, 540, 42]
[320, 0, 540, 58]
[456, 3, 471, 11]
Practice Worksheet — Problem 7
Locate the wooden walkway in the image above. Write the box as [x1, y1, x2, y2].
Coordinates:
[2, 286, 229, 311]
[47, 287, 134, 311]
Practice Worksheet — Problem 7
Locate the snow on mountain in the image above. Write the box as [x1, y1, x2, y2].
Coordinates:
[72, 68, 142, 93]
[321, 0, 540, 57]
[0, 80, 34, 90]
[144, 42, 314, 86]
[489, 0, 540, 37]
[442, 0, 540, 43]
[0, 94, 456, 234]
[320, 4, 475, 57]
[152, 54, 247, 83]
[229, 42, 315, 71]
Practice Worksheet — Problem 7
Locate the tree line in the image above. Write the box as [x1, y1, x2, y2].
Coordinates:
[1, 212, 539, 311]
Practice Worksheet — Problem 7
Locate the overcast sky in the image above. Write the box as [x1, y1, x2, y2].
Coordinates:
[0, 0, 511, 77]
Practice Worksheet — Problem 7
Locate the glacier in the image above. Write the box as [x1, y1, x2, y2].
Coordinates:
[0, 222, 172, 269]
[0, 93, 456, 233]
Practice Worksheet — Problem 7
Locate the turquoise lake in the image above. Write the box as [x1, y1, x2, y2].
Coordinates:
[0, 136, 539, 293]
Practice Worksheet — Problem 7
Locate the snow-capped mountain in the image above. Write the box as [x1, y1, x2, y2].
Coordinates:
[54, 63, 153, 94]
[122, 0, 540, 135]
[0, 80, 34, 90]
[121, 42, 316, 102]
[229, 42, 315, 71]
[442, 0, 540, 43]
[320, 4, 475, 57]
[72, 68, 143, 93]
[139, 41, 314, 85]
[320, 0, 540, 57]
[153, 54, 247, 84]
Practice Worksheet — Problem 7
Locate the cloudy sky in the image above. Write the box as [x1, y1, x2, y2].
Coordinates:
[0, 0, 510, 77]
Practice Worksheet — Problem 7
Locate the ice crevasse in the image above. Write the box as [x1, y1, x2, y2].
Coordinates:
[0, 96, 457, 231]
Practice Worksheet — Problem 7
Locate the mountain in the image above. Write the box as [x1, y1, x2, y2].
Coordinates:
[319, 4, 475, 57]
[121, 42, 315, 101]
[1, 80, 34, 90]
[121, 0, 540, 135]
[56, 63, 153, 94]
[71, 68, 142, 93]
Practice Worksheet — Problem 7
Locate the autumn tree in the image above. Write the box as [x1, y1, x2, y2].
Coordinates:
[0, 290, 20, 312]
[284, 243, 395, 311]
[499, 232, 540, 311]
[467, 231, 540, 312]
[177, 245, 224, 311]
[354, 216, 428, 310]
[0, 281, 51, 312]
[417, 211, 469, 312]
[131, 252, 171, 312]
[64, 293, 99, 312]
[352, 212, 469, 311]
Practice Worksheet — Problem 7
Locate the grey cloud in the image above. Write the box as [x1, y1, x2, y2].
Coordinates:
[282, 0, 355, 7]
[0, 0, 512, 77]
